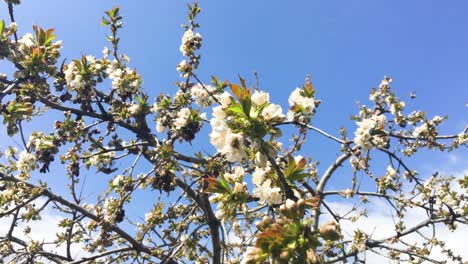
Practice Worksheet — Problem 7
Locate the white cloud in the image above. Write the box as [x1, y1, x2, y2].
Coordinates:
[0, 198, 88, 261]
[328, 154, 468, 263]
[448, 154, 460, 165]
[324, 198, 467, 263]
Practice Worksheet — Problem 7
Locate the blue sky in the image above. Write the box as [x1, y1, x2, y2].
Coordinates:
[0, 0, 467, 260]
[1, 0, 466, 199]
[3, 0, 467, 119]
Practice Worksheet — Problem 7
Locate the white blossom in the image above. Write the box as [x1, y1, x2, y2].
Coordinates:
[354, 115, 387, 150]
[18, 33, 35, 52]
[112, 175, 125, 187]
[102, 47, 110, 58]
[386, 165, 397, 178]
[5, 147, 17, 158]
[252, 167, 267, 186]
[120, 53, 130, 63]
[182, 29, 195, 44]
[16, 150, 36, 176]
[254, 151, 268, 167]
[252, 179, 282, 206]
[191, 83, 214, 107]
[212, 106, 226, 120]
[261, 103, 285, 121]
[156, 118, 168, 133]
[209, 194, 223, 204]
[224, 166, 245, 183]
[88, 151, 115, 167]
[218, 92, 232, 108]
[209, 118, 230, 150]
[431, 115, 444, 123]
[221, 132, 248, 162]
[209, 116, 246, 162]
[176, 60, 191, 78]
[251, 90, 269, 105]
[413, 123, 428, 137]
[145, 212, 154, 223]
[288, 88, 315, 114]
[379, 77, 392, 89]
[128, 103, 139, 115]
[215, 205, 225, 219]
[8, 22, 17, 33]
[151, 102, 159, 113]
[173, 107, 191, 129]
[233, 182, 247, 193]
[27, 133, 54, 150]
[179, 29, 202, 56]
[64, 61, 85, 91]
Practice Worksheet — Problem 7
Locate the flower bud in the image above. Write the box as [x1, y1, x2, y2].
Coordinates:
[279, 251, 290, 260]
[7, 22, 17, 34]
[255, 151, 268, 167]
[262, 215, 273, 226]
[242, 247, 264, 264]
[306, 249, 320, 264]
[319, 221, 341, 241]
[285, 198, 296, 211]
[279, 204, 287, 215]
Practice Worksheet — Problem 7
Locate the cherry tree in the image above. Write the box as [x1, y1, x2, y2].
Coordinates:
[0, 1, 466, 263]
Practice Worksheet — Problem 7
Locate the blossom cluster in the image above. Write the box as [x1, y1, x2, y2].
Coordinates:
[176, 26, 203, 78]
[287, 76, 319, 122]
[422, 176, 467, 218]
[179, 29, 202, 57]
[190, 83, 215, 107]
[209, 166, 249, 220]
[377, 165, 399, 192]
[63, 55, 104, 91]
[8, 27, 62, 77]
[354, 114, 388, 150]
[15, 150, 36, 179]
[153, 90, 207, 141]
[105, 55, 141, 93]
[209, 88, 287, 162]
[369, 77, 406, 125]
[209, 92, 248, 162]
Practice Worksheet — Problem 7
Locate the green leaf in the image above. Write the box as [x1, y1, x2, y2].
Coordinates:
[369, 128, 386, 136]
[44, 28, 56, 46]
[2, 112, 9, 124]
[101, 17, 110, 26]
[107, 7, 120, 18]
[135, 96, 145, 105]
[284, 155, 297, 177]
[289, 172, 311, 181]
[226, 104, 245, 117]
[219, 175, 230, 191]
[240, 97, 252, 117]
[0, 20, 5, 35]
[38, 28, 45, 45]
[205, 176, 231, 194]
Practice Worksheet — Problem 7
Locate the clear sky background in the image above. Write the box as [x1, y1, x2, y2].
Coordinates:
[1, 0, 467, 261]
[7, 2, 465, 151]
[3, 0, 465, 191]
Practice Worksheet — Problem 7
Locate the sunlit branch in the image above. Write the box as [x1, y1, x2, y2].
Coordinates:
[314, 150, 353, 229]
